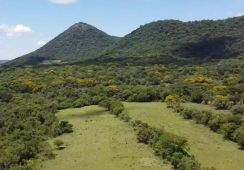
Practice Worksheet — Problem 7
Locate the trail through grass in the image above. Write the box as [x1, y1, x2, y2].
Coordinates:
[40, 105, 171, 170]
[124, 102, 244, 170]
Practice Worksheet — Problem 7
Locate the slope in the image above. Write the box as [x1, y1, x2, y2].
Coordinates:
[6, 23, 119, 67]
[98, 16, 244, 65]
[124, 102, 244, 170]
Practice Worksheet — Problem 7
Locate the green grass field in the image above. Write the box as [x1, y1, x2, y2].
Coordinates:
[124, 102, 244, 170]
[39, 106, 171, 170]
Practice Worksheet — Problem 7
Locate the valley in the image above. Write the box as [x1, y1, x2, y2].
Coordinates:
[40, 106, 170, 170]
[0, 15, 244, 170]
[39, 103, 244, 170]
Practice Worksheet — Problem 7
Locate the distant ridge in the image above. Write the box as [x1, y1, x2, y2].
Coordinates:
[98, 16, 244, 65]
[0, 60, 9, 65]
[5, 16, 244, 67]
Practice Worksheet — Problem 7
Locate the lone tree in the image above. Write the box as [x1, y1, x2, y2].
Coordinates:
[165, 95, 180, 108]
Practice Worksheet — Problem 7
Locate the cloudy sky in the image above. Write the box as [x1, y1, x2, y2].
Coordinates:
[0, 0, 244, 60]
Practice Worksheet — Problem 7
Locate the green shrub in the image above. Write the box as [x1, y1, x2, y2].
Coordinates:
[152, 133, 188, 160]
[25, 160, 36, 170]
[190, 91, 204, 104]
[131, 120, 200, 170]
[99, 99, 125, 116]
[111, 102, 124, 116]
[118, 111, 131, 122]
[220, 123, 238, 140]
[213, 95, 229, 110]
[132, 120, 149, 130]
[53, 140, 65, 150]
[231, 105, 244, 115]
[234, 127, 244, 149]
[208, 115, 223, 132]
[180, 109, 194, 119]
[59, 121, 73, 133]
[52, 121, 73, 136]
[177, 156, 201, 170]
[193, 111, 213, 125]
[171, 152, 184, 169]
[137, 126, 161, 144]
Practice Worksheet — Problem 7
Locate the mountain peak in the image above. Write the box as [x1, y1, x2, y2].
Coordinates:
[5, 22, 119, 66]
[70, 22, 96, 31]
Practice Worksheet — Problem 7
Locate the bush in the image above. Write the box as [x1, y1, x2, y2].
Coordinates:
[171, 152, 184, 169]
[99, 99, 125, 116]
[165, 95, 181, 108]
[220, 123, 238, 140]
[111, 102, 124, 116]
[180, 109, 194, 119]
[25, 160, 36, 170]
[177, 156, 201, 170]
[58, 121, 73, 133]
[53, 140, 65, 150]
[190, 91, 204, 104]
[193, 111, 213, 125]
[152, 133, 188, 160]
[213, 95, 229, 110]
[118, 111, 131, 122]
[234, 127, 244, 149]
[131, 120, 202, 170]
[52, 121, 73, 136]
[231, 105, 244, 115]
[208, 115, 224, 132]
[137, 126, 160, 144]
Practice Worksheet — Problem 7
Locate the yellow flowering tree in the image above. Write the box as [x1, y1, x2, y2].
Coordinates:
[165, 95, 181, 108]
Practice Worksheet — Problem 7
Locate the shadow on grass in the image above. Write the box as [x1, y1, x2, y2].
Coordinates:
[65, 109, 108, 119]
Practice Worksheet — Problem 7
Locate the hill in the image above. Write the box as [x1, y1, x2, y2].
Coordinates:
[0, 60, 9, 65]
[97, 16, 244, 65]
[5, 23, 119, 67]
[4, 16, 244, 67]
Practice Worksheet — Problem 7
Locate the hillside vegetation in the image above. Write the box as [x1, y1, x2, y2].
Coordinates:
[6, 23, 119, 67]
[93, 16, 244, 65]
[0, 60, 9, 65]
[4, 16, 244, 67]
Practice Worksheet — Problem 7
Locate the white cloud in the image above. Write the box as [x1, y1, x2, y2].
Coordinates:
[37, 40, 46, 46]
[227, 11, 244, 17]
[234, 13, 244, 17]
[49, 0, 77, 4]
[0, 24, 33, 37]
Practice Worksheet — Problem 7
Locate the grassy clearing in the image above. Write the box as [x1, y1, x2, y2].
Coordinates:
[39, 105, 171, 170]
[124, 102, 244, 170]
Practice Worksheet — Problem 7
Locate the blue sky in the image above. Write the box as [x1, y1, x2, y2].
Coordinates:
[0, 0, 244, 60]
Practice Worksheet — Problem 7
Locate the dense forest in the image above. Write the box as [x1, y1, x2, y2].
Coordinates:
[1, 16, 244, 170]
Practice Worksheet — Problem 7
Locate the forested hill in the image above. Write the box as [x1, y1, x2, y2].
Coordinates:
[5, 23, 119, 67]
[4, 16, 244, 67]
[97, 16, 244, 65]
[0, 60, 9, 65]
